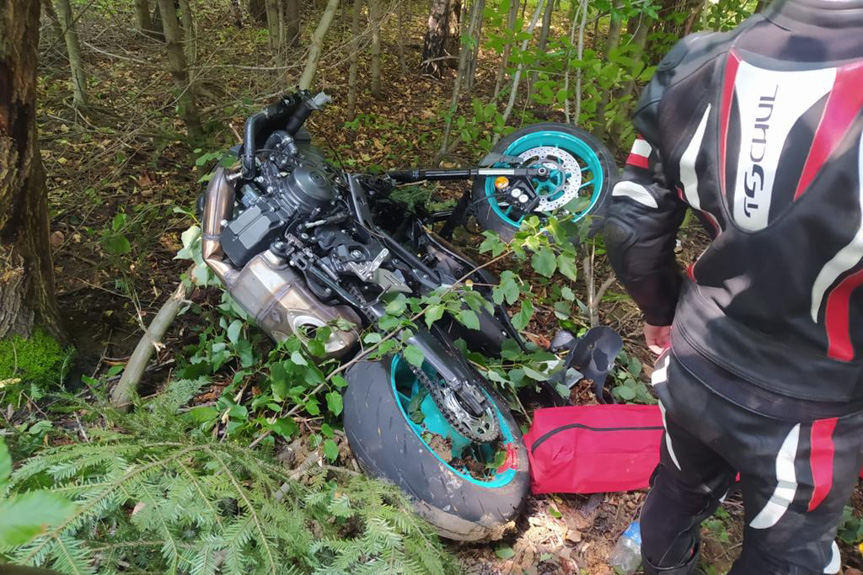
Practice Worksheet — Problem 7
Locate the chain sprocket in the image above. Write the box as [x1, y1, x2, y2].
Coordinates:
[407, 362, 501, 443]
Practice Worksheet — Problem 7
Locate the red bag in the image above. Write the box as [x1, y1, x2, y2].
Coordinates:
[524, 405, 664, 494]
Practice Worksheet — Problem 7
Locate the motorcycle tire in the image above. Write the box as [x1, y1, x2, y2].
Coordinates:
[472, 123, 616, 242]
[343, 355, 530, 541]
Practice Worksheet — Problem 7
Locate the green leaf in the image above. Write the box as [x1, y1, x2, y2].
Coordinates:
[326, 391, 343, 416]
[493, 271, 521, 306]
[615, 385, 637, 401]
[495, 546, 515, 560]
[0, 439, 9, 490]
[384, 295, 407, 316]
[227, 320, 243, 345]
[111, 212, 126, 232]
[322, 439, 339, 462]
[103, 234, 131, 256]
[557, 253, 578, 281]
[363, 332, 382, 344]
[404, 345, 424, 368]
[522, 366, 548, 381]
[424, 304, 445, 328]
[532, 247, 557, 278]
[269, 418, 298, 439]
[511, 300, 535, 331]
[0, 493, 76, 550]
[457, 310, 481, 331]
[290, 351, 308, 366]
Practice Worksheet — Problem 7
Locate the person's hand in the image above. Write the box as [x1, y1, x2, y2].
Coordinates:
[643, 323, 671, 356]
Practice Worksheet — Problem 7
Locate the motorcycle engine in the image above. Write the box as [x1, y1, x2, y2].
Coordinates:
[221, 134, 339, 268]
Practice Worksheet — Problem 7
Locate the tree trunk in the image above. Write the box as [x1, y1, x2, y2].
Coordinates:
[443, 0, 460, 68]
[493, 0, 520, 99]
[396, 0, 408, 75]
[465, 0, 484, 91]
[497, 0, 545, 139]
[369, 0, 382, 98]
[178, 0, 195, 62]
[41, 0, 65, 47]
[529, 0, 553, 91]
[265, 0, 281, 50]
[0, 0, 64, 341]
[610, 14, 652, 144]
[156, 0, 202, 138]
[422, 0, 449, 76]
[298, 0, 339, 89]
[231, 0, 244, 27]
[283, 0, 300, 47]
[134, 0, 154, 33]
[593, 5, 622, 138]
[435, 0, 476, 163]
[55, 0, 89, 110]
[346, 0, 362, 119]
[248, 0, 267, 23]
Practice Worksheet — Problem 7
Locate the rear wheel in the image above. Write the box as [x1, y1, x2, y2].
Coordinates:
[472, 123, 615, 242]
[343, 355, 530, 541]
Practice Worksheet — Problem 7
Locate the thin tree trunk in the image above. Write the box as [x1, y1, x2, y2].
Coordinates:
[444, 0, 460, 68]
[435, 0, 475, 164]
[231, 0, 244, 27]
[284, 0, 300, 46]
[529, 0, 553, 93]
[496, 0, 546, 138]
[156, 0, 202, 137]
[299, 0, 340, 89]
[134, 0, 154, 34]
[465, 0, 484, 91]
[610, 14, 652, 142]
[55, 0, 89, 110]
[346, 0, 362, 119]
[265, 0, 281, 50]
[422, 0, 449, 76]
[594, 5, 622, 138]
[0, 0, 65, 341]
[493, 0, 520, 99]
[41, 0, 65, 46]
[178, 0, 195, 62]
[369, 0, 382, 98]
[562, 0, 583, 123]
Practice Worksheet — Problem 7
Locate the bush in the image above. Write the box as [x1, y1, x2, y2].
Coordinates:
[0, 329, 73, 396]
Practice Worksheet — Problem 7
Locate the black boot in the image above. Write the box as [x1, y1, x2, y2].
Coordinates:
[641, 544, 701, 575]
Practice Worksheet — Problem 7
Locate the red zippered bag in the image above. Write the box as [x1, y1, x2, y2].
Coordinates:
[524, 405, 664, 494]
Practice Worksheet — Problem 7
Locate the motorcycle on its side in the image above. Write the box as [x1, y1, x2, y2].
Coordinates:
[201, 90, 615, 540]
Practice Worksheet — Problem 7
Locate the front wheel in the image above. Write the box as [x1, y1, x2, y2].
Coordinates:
[343, 355, 530, 541]
[472, 123, 616, 242]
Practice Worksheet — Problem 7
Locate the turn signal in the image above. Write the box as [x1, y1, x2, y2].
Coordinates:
[494, 176, 510, 190]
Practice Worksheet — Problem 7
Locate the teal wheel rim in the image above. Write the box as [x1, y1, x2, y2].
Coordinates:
[483, 130, 604, 229]
[390, 355, 518, 488]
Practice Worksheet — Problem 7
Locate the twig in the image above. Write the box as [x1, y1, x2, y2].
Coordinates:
[110, 273, 191, 412]
[74, 413, 90, 442]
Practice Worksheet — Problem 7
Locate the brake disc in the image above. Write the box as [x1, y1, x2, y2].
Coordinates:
[517, 146, 583, 211]
[409, 363, 501, 443]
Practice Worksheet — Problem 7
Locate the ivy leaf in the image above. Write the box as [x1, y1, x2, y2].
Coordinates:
[326, 391, 343, 416]
[322, 439, 339, 462]
[404, 345, 425, 368]
[424, 304, 445, 328]
[532, 247, 557, 278]
[457, 310, 481, 331]
[493, 271, 520, 306]
[557, 253, 579, 281]
[511, 300, 535, 331]
[227, 320, 243, 345]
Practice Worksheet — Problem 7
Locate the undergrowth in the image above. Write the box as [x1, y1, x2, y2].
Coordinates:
[0, 328, 74, 405]
[1, 381, 457, 575]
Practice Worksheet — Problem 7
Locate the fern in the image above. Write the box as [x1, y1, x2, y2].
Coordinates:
[3, 389, 458, 575]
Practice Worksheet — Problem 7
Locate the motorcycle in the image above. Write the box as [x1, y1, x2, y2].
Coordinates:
[201, 90, 615, 540]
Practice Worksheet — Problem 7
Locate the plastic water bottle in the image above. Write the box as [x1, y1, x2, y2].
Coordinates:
[609, 521, 642, 575]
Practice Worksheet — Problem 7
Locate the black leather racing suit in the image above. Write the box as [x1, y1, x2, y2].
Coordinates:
[603, 0, 863, 573]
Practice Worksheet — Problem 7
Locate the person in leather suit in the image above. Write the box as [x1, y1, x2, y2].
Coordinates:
[603, 0, 863, 572]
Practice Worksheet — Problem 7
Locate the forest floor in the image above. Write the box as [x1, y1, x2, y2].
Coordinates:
[32, 3, 863, 574]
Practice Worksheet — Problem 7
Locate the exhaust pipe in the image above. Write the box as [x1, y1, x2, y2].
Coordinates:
[202, 168, 239, 286]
